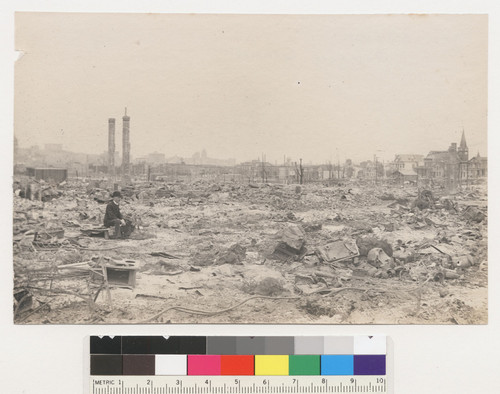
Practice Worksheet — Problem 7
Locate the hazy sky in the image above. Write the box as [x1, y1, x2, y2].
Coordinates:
[15, 13, 487, 164]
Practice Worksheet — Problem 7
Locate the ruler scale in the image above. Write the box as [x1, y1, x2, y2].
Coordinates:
[91, 376, 387, 394]
[88, 336, 391, 394]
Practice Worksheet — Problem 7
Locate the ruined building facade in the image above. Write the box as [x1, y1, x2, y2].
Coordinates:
[415, 131, 486, 188]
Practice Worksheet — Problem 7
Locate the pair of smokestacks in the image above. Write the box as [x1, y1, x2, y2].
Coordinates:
[108, 109, 130, 182]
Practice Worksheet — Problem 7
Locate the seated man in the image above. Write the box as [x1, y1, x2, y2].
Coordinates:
[104, 191, 128, 239]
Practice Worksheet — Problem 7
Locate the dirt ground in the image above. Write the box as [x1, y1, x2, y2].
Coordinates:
[13, 179, 488, 324]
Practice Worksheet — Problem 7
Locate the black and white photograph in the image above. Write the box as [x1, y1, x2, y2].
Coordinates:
[13, 13, 487, 324]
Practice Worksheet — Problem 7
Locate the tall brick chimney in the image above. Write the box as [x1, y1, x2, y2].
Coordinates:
[122, 108, 130, 183]
[108, 118, 115, 178]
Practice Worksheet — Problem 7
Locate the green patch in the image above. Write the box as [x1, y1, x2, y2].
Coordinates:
[289, 355, 320, 375]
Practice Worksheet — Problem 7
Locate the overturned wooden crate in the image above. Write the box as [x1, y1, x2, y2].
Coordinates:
[91, 258, 138, 288]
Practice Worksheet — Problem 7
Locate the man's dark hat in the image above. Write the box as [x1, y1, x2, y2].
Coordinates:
[112, 191, 122, 198]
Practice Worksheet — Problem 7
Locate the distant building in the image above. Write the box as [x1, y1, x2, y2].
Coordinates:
[278, 165, 295, 183]
[26, 167, 67, 183]
[357, 161, 374, 180]
[419, 145, 461, 185]
[467, 153, 488, 182]
[392, 154, 424, 171]
[357, 160, 383, 181]
[236, 160, 278, 183]
[186, 150, 235, 166]
[392, 168, 418, 184]
[134, 157, 147, 164]
[415, 131, 474, 189]
[147, 152, 166, 164]
[302, 165, 321, 182]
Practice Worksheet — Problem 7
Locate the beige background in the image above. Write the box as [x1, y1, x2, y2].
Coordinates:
[2, 2, 500, 394]
[14, 13, 486, 164]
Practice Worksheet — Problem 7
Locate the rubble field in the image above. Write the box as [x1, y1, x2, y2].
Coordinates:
[13, 179, 487, 324]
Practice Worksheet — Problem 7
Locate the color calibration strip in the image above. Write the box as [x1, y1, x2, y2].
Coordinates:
[90, 336, 386, 376]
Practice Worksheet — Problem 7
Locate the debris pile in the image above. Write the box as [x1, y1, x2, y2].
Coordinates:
[13, 178, 487, 324]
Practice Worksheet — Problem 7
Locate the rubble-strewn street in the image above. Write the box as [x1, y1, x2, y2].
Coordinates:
[13, 179, 487, 324]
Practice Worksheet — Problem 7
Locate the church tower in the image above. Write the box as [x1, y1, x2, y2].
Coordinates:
[458, 129, 469, 162]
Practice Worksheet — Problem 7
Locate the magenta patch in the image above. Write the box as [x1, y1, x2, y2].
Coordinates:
[187, 355, 221, 375]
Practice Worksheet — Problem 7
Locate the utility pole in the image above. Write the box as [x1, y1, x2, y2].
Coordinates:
[295, 158, 304, 185]
[374, 154, 378, 185]
[261, 153, 267, 183]
[336, 148, 340, 179]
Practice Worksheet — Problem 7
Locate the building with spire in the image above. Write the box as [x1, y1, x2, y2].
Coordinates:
[458, 129, 469, 162]
[415, 130, 482, 189]
[458, 130, 469, 181]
